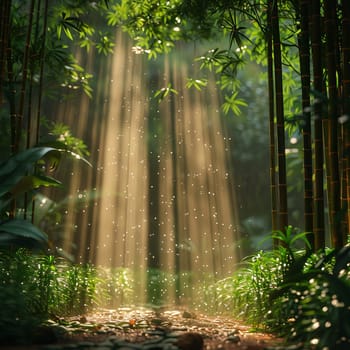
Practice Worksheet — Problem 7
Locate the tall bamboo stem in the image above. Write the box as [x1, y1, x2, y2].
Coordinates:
[325, 0, 342, 248]
[311, 0, 325, 249]
[0, 0, 11, 106]
[267, 0, 278, 245]
[298, 0, 314, 248]
[271, 0, 288, 232]
[341, 0, 350, 244]
[16, 0, 35, 153]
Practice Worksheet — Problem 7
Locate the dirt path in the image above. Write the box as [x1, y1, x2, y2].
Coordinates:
[0, 308, 284, 350]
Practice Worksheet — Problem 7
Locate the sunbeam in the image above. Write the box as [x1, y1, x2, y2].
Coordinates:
[46, 30, 241, 309]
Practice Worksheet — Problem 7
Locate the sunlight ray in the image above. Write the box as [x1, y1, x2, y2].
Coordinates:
[52, 30, 240, 308]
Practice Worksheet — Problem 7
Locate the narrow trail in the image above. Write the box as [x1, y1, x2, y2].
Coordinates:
[1, 308, 284, 350]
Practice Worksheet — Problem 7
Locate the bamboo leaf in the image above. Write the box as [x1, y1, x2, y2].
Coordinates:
[154, 83, 178, 102]
[222, 91, 247, 115]
[63, 26, 74, 40]
[57, 24, 62, 39]
[186, 78, 208, 90]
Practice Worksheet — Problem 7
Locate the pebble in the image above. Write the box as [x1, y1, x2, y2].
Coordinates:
[176, 332, 204, 350]
[225, 335, 241, 343]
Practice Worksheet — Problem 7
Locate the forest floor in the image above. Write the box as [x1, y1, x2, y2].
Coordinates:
[0, 307, 289, 350]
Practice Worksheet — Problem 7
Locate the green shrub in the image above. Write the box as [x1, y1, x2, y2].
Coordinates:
[273, 246, 350, 349]
[0, 249, 46, 344]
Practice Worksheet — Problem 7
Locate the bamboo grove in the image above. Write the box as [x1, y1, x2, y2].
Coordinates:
[1, 0, 350, 252]
[0, 1, 110, 229]
[0, 0, 111, 157]
[109, 0, 350, 251]
[267, 0, 350, 250]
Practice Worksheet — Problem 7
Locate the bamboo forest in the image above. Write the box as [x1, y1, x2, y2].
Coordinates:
[1, 1, 350, 349]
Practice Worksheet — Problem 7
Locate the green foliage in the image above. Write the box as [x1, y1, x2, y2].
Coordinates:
[0, 147, 61, 249]
[0, 147, 60, 198]
[195, 48, 237, 73]
[186, 78, 208, 90]
[0, 249, 45, 344]
[56, 12, 86, 40]
[200, 227, 349, 349]
[59, 61, 94, 98]
[0, 146, 91, 250]
[272, 226, 311, 257]
[97, 267, 134, 307]
[193, 48, 247, 113]
[95, 31, 115, 55]
[4, 0, 113, 104]
[106, 0, 184, 58]
[204, 250, 284, 325]
[222, 91, 247, 115]
[2, 233, 348, 349]
[0, 220, 48, 250]
[0, 250, 100, 343]
[0, 251, 174, 343]
[51, 261, 99, 315]
[46, 122, 91, 158]
[154, 83, 178, 102]
[272, 247, 350, 349]
[146, 268, 177, 306]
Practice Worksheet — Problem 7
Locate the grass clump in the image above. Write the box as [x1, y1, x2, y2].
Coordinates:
[204, 227, 350, 349]
[0, 250, 105, 344]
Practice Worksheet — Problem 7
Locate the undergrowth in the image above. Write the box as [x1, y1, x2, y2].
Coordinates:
[204, 227, 350, 349]
[1, 227, 350, 349]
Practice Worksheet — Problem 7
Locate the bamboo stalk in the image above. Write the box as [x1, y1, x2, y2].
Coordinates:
[271, 0, 288, 232]
[16, 0, 36, 153]
[0, 0, 11, 106]
[311, 0, 325, 249]
[341, 0, 350, 244]
[35, 0, 48, 145]
[26, 0, 42, 150]
[325, 0, 342, 248]
[266, 0, 278, 245]
[31, 0, 49, 225]
[24, 0, 43, 221]
[298, 0, 314, 249]
[7, 5, 17, 218]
